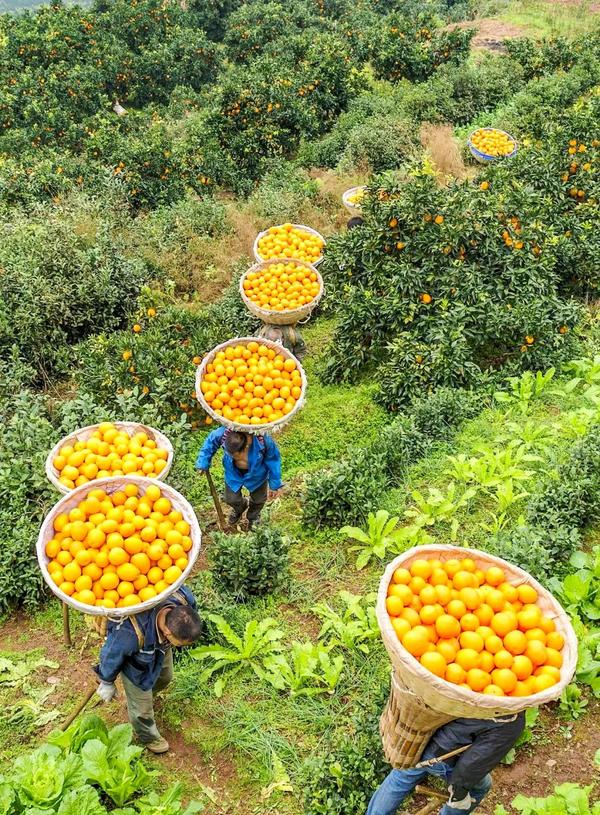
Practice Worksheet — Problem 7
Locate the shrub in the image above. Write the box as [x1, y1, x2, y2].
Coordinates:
[0, 205, 155, 386]
[338, 115, 419, 174]
[410, 386, 482, 438]
[209, 526, 290, 599]
[302, 448, 386, 529]
[488, 524, 580, 584]
[302, 688, 388, 815]
[248, 162, 320, 222]
[139, 195, 230, 248]
[526, 427, 600, 533]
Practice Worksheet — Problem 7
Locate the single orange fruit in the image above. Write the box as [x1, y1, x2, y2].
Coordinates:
[402, 626, 431, 658]
[546, 631, 564, 651]
[525, 640, 548, 667]
[460, 613, 480, 632]
[437, 638, 459, 663]
[445, 663, 467, 685]
[436, 614, 461, 639]
[467, 668, 492, 692]
[391, 617, 411, 640]
[492, 668, 517, 694]
[392, 568, 411, 585]
[485, 566, 505, 587]
[455, 648, 480, 671]
[460, 631, 484, 653]
[491, 611, 518, 637]
[518, 584, 538, 604]
[420, 651, 447, 678]
[483, 684, 505, 696]
[386, 596, 404, 617]
[420, 604, 443, 625]
[512, 655, 533, 680]
[410, 559, 432, 580]
[504, 630, 527, 655]
[494, 649, 514, 669]
[447, 599, 467, 619]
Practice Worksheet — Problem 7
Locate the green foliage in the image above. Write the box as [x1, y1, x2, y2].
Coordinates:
[80, 726, 156, 807]
[261, 641, 344, 696]
[551, 549, 600, 625]
[191, 614, 285, 697]
[505, 36, 582, 80]
[488, 524, 580, 583]
[301, 690, 388, 815]
[494, 783, 600, 815]
[209, 526, 290, 600]
[340, 509, 421, 569]
[312, 591, 379, 654]
[371, 13, 475, 83]
[113, 784, 204, 815]
[0, 205, 156, 385]
[248, 163, 319, 222]
[559, 684, 588, 720]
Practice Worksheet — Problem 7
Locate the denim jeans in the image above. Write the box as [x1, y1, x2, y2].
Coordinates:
[366, 744, 492, 815]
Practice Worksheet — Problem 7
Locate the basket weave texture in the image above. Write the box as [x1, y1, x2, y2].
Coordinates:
[37, 476, 201, 618]
[45, 422, 174, 494]
[195, 336, 307, 434]
[239, 259, 324, 326]
[252, 224, 326, 266]
[380, 670, 453, 769]
[377, 544, 577, 719]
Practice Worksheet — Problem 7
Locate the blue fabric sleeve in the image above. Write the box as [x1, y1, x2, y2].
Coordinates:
[94, 625, 138, 684]
[195, 427, 226, 470]
[180, 585, 197, 610]
[264, 436, 283, 489]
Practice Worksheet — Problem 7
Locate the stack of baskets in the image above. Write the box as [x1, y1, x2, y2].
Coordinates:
[376, 544, 578, 769]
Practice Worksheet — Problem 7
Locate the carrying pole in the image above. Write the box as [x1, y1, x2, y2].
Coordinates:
[205, 470, 227, 531]
[60, 685, 96, 731]
[63, 602, 72, 647]
[414, 744, 470, 769]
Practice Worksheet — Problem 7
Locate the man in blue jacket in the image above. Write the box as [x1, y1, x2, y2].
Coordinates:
[366, 712, 525, 814]
[196, 429, 283, 529]
[94, 586, 202, 754]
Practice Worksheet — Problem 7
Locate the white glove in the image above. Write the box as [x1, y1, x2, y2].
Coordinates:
[96, 681, 117, 703]
[447, 786, 475, 811]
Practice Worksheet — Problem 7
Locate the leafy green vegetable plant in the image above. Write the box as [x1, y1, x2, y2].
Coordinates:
[81, 724, 156, 807]
[339, 510, 417, 570]
[559, 684, 588, 720]
[494, 368, 555, 414]
[262, 642, 344, 697]
[191, 615, 285, 697]
[113, 783, 204, 815]
[404, 483, 477, 540]
[312, 591, 379, 654]
[10, 745, 86, 811]
[494, 783, 600, 815]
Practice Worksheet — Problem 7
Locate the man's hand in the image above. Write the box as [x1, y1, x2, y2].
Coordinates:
[447, 786, 475, 811]
[96, 681, 117, 703]
[196, 467, 207, 474]
[268, 486, 284, 500]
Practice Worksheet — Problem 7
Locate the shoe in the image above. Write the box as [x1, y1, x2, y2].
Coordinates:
[247, 517, 261, 531]
[228, 498, 248, 526]
[146, 737, 170, 754]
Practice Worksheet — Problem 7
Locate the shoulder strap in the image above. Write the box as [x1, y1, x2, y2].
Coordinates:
[170, 590, 188, 606]
[129, 615, 145, 649]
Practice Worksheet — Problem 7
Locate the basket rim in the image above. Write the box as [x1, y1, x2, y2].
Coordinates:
[253, 223, 326, 266]
[467, 128, 518, 160]
[376, 544, 577, 713]
[37, 476, 201, 618]
[239, 258, 324, 323]
[195, 336, 307, 434]
[45, 422, 174, 495]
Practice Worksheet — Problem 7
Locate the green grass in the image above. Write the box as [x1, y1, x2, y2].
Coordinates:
[501, 0, 600, 38]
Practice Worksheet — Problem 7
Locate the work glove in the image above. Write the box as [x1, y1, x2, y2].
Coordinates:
[96, 681, 117, 703]
[447, 786, 475, 812]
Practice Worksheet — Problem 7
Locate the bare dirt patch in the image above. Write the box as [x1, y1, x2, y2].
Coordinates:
[450, 18, 529, 52]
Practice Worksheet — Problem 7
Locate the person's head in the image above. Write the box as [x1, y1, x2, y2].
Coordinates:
[347, 216, 364, 230]
[159, 605, 203, 646]
[223, 431, 248, 455]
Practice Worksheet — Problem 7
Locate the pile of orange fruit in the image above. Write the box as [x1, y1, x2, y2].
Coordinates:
[199, 341, 303, 426]
[242, 262, 321, 312]
[256, 224, 324, 263]
[45, 482, 192, 609]
[346, 188, 365, 206]
[470, 128, 516, 157]
[53, 423, 169, 491]
[386, 557, 565, 697]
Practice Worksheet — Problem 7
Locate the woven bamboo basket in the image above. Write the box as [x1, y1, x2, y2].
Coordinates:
[342, 186, 367, 215]
[380, 670, 454, 768]
[45, 422, 174, 494]
[37, 476, 201, 618]
[195, 336, 307, 434]
[253, 224, 326, 266]
[377, 545, 577, 720]
[239, 259, 324, 326]
[467, 128, 518, 163]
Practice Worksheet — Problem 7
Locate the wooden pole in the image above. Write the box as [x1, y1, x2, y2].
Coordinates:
[414, 744, 470, 769]
[60, 685, 96, 731]
[205, 470, 227, 531]
[415, 786, 447, 802]
[63, 602, 72, 647]
[414, 802, 439, 815]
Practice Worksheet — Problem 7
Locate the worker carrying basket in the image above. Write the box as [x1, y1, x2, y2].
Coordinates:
[369, 544, 577, 815]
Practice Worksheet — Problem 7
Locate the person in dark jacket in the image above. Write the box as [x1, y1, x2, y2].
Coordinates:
[366, 712, 526, 814]
[94, 586, 202, 754]
[196, 428, 283, 528]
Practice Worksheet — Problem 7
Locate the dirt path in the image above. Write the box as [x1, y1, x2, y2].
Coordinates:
[450, 18, 528, 52]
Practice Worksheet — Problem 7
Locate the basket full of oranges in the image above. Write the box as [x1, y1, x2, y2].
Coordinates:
[46, 422, 173, 494]
[196, 337, 307, 433]
[240, 259, 324, 326]
[377, 545, 577, 719]
[37, 476, 201, 618]
[468, 128, 517, 162]
[253, 223, 326, 266]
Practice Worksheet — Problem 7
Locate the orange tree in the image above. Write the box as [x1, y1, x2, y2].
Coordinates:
[321, 131, 592, 408]
[371, 13, 474, 82]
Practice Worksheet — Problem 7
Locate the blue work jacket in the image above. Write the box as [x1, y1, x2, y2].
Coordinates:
[94, 586, 196, 691]
[195, 428, 283, 492]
